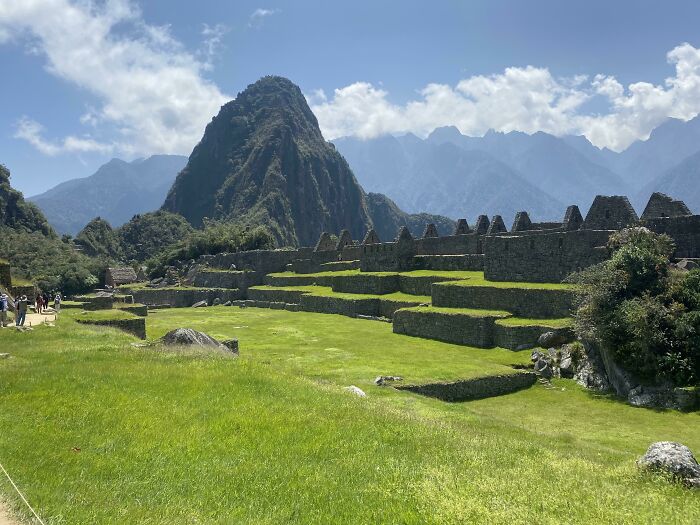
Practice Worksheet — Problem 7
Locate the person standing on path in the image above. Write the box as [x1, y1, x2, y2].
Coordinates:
[15, 295, 28, 326]
[54, 292, 61, 314]
[35, 293, 43, 315]
[0, 293, 8, 327]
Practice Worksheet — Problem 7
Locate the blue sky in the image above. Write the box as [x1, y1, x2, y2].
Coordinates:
[2, 0, 700, 195]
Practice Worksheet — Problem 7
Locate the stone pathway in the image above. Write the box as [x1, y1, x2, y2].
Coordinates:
[1, 311, 56, 330]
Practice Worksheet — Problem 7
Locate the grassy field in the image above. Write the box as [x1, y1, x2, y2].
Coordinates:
[0, 308, 698, 524]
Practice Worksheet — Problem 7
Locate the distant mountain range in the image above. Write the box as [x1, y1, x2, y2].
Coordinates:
[30, 93, 700, 237]
[334, 116, 700, 224]
[30, 155, 187, 235]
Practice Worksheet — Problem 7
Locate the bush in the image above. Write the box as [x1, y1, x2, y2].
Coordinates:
[569, 227, 699, 386]
[146, 220, 274, 277]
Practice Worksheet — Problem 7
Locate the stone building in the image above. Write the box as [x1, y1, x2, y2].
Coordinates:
[105, 267, 139, 288]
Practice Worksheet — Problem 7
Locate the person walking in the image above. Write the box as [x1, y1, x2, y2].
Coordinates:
[43, 292, 50, 310]
[0, 292, 8, 327]
[54, 292, 62, 314]
[35, 293, 43, 314]
[16, 295, 28, 326]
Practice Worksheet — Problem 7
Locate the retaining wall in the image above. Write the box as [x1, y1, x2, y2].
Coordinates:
[331, 274, 400, 295]
[130, 288, 241, 307]
[431, 283, 575, 318]
[192, 270, 256, 289]
[396, 372, 537, 401]
[247, 288, 307, 304]
[392, 307, 509, 347]
[299, 294, 379, 317]
[644, 215, 700, 259]
[412, 254, 484, 271]
[483, 229, 611, 283]
[494, 322, 572, 350]
[76, 317, 146, 339]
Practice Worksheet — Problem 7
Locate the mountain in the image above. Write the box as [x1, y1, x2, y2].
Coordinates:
[425, 127, 628, 213]
[334, 133, 565, 226]
[163, 76, 373, 247]
[616, 115, 700, 189]
[0, 163, 52, 236]
[639, 150, 700, 214]
[30, 155, 188, 235]
[365, 193, 455, 240]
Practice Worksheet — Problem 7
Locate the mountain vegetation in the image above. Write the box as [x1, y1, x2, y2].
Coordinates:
[75, 217, 123, 259]
[163, 76, 373, 247]
[1, 164, 106, 294]
[365, 192, 455, 240]
[30, 155, 188, 235]
[117, 210, 194, 262]
[570, 228, 699, 386]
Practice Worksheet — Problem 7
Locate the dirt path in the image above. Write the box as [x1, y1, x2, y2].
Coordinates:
[0, 502, 19, 525]
[2, 310, 56, 330]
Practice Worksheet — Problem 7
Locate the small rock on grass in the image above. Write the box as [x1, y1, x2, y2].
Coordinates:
[374, 376, 403, 386]
[0, 353, 9, 359]
[191, 300, 208, 308]
[344, 385, 366, 397]
[637, 441, 700, 488]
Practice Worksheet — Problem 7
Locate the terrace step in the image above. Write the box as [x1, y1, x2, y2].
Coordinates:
[396, 371, 537, 401]
[431, 281, 575, 318]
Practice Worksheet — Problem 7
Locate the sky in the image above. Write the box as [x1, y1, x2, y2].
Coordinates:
[2, 0, 700, 196]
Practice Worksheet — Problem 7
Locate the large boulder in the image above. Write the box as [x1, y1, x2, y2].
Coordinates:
[637, 442, 700, 488]
[537, 329, 574, 348]
[161, 328, 237, 354]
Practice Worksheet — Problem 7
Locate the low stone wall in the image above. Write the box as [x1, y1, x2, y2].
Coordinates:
[331, 274, 399, 295]
[115, 304, 149, 317]
[494, 322, 572, 350]
[392, 307, 509, 348]
[378, 299, 424, 319]
[299, 294, 379, 317]
[130, 288, 241, 307]
[319, 260, 360, 271]
[192, 270, 256, 289]
[263, 274, 335, 287]
[74, 295, 114, 311]
[247, 288, 307, 304]
[398, 275, 459, 296]
[413, 254, 485, 271]
[431, 283, 574, 318]
[396, 372, 537, 401]
[76, 317, 146, 339]
[207, 249, 301, 274]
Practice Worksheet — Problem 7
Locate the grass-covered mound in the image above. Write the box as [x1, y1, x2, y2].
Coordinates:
[0, 310, 698, 523]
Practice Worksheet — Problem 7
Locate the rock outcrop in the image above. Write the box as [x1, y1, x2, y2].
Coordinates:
[161, 328, 238, 354]
[637, 442, 700, 488]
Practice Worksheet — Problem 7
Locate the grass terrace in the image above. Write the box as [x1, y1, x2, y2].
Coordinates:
[249, 284, 431, 303]
[495, 316, 573, 328]
[0, 308, 698, 523]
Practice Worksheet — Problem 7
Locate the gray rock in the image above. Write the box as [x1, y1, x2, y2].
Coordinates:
[537, 330, 572, 348]
[161, 328, 230, 353]
[530, 350, 542, 363]
[192, 300, 208, 308]
[374, 375, 403, 386]
[212, 297, 221, 306]
[221, 339, 239, 355]
[559, 356, 574, 378]
[223, 301, 232, 307]
[344, 385, 367, 397]
[637, 442, 700, 487]
[229, 264, 237, 270]
[534, 358, 553, 378]
[676, 259, 698, 271]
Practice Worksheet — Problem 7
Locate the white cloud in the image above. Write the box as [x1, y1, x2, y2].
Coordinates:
[311, 43, 700, 151]
[200, 23, 228, 69]
[14, 117, 113, 156]
[248, 8, 279, 28]
[0, 0, 230, 156]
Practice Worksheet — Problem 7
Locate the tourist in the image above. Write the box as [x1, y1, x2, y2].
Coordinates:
[16, 295, 28, 326]
[35, 293, 43, 314]
[54, 292, 62, 313]
[43, 292, 50, 310]
[0, 293, 8, 327]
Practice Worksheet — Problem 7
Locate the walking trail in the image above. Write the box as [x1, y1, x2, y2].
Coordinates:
[0, 502, 19, 525]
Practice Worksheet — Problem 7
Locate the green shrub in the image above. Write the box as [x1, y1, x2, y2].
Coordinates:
[569, 228, 699, 386]
[146, 220, 274, 277]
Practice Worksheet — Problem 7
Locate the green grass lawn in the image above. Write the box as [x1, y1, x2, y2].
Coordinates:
[495, 316, 573, 328]
[0, 309, 698, 524]
[249, 284, 431, 304]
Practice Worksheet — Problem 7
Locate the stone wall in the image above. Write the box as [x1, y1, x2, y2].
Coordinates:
[192, 270, 257, 289]
[74, 295, 115, 310]
[115, 304, 148, 317]
[483, 229, 611, 283]
[414, 234, 481, 255]
[247, 288, 307, 304]
[76, 317, 147, 339]
[396, 372, 537, 401]
[583, 195, 639, 230]
[431, 283, 575, 318]
[494, 322, 572, 350]
[378, 298, 424, 319]
[130, 288, 241, 307]
[299, 295, 379, 317]
[207, 249, 301, 274]
[412, 254, 484, 271]
[397, 275, 459, 296]
[644, 215, 700, 259]
[331, 274, 400, 295]
[392, 307, 509, 347]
